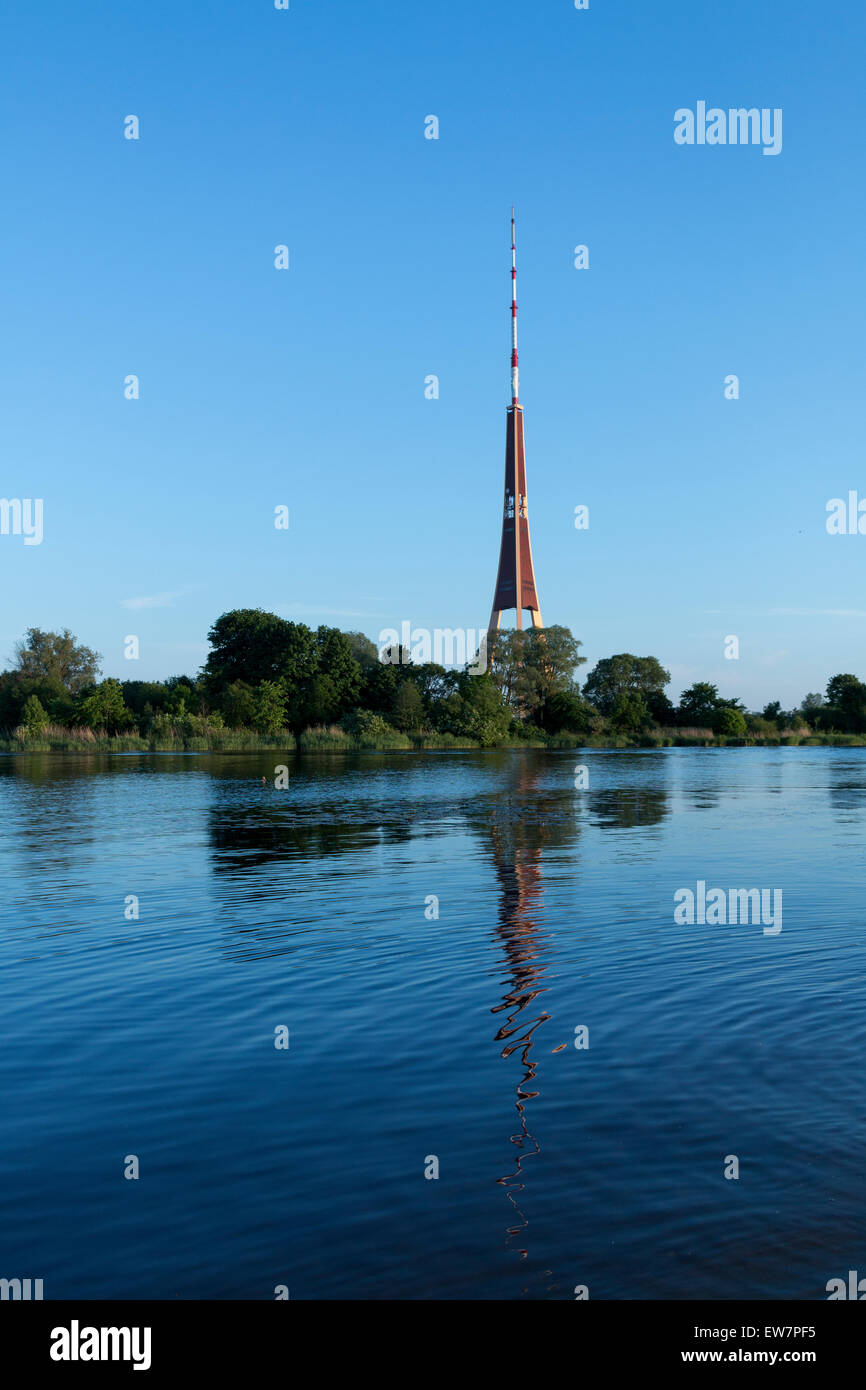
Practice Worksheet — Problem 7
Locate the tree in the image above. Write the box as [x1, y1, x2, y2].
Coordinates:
[714, 706, 747, 737]
[77, 679, 134, 733]
[411, 663, 457, 710]
[489, 625, 586, 723]
[204, 612, 364, 733]
[784, 707, 808, 731]
[344, 632, 379, 667]
[678, 682, 721, 726]
[762, 701, 782, 723]
[0, 670, 75, 729]
[14, 628, 101, 693]
[826, 673, 861, 706]
[310, 627, 361, 716]
[341, 709, 404, 747]
[392, 680, 424, 731]
[281, 628, 362, 731]
[204, 609, 316, 693]
[824, 673, 866, 731]
[583, 655, 671, 719]
[167, 685, 192, 720]
[457, 673, 511, 745]
[165, 675, 202, 714]
[435, 672, 511, 745]
[357, 647, 429, 716]
[540, 689, 591, 734]
[121, 681, 173, 720]
[21, 694, 49, 731]
[798, 691, 826, 731]
[647, 690, 676, 725]
[251, 680, 287, 735]
[610, 690, 651, 734]
[220, 681, 256, 728]
[359, 659, 400, 714]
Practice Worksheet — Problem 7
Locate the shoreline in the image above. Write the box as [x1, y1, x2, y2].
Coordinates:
[2, 733, 864, 755]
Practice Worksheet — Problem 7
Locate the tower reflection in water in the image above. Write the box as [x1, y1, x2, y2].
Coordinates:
[473, 757, 670, 1292]
[472, 757, 578, 1291]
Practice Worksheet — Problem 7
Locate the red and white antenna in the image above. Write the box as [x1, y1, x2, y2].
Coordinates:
[510, 206, 520, 407]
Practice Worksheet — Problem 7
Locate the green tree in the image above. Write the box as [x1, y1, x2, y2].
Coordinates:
[341, 709, 406, 747]
[678, 682, 721, 726]
[168, 688, 189, 720]
[78, 679, 134, 733]
[583, 655, 671, 719]
[826, 673, 861, 705]
[220, 681, 256, 727]
[165, 675, 201, 714]
[205, 612, 364, 733]
[461, 673, 512, 744]
[120, 681, 173, 721]
[392, 680, 424, 731]
[714, 706, 748, 737]
[344, 631, 379, 667]
[489, 626, 586, 723]
[0, 671, 75, 729]
[204, 609, 316, 693]
[359, 660, 397, 713]
[541, 689, 592, 734]
[357, 647, 427, 715]
[825, 673, 866, 732]
[647, 689, 676, 725]
[251, 680, 288, 735]
[14, 628, 101, 693]
[610, 690, 651, 734]
[311, 627, 361, 715]
[435, 672, 510, 745]
[411, 662, 457, 711]
[784, 707, 808, 731]
[21, 694, 49, 731]
[284, 628, 362, 731]
[294, 673, 342, 727]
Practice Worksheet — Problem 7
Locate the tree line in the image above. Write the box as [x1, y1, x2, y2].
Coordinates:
[1, 612, 864, 746]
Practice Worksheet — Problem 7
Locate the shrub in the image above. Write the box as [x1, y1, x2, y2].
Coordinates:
[713, 706, 748, 738]
[341, 709, 411, 748]
[541, 690, 592, 734]
[21, 694, 49, 731]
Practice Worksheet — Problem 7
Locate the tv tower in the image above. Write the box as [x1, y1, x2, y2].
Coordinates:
[488, 210, 543, 639]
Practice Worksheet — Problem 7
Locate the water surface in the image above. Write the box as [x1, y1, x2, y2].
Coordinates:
[1, 747, 863, 1299]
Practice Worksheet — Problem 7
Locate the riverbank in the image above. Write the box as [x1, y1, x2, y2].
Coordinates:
[2, 726, 865, 753]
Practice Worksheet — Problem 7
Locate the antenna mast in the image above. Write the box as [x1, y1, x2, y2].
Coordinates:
[511, 207, 519, 407]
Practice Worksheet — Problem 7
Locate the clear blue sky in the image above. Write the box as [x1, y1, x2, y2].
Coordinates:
[0, 0, 863, 708]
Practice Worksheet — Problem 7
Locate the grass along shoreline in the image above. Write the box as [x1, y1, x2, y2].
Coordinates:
[2, 721, 865, 754]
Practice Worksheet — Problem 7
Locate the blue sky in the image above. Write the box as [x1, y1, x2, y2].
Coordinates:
[0, 0, 863, 708]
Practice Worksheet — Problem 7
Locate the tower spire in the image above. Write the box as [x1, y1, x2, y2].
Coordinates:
[488, 209, 543, 642]
[511, 206, 519, 406]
